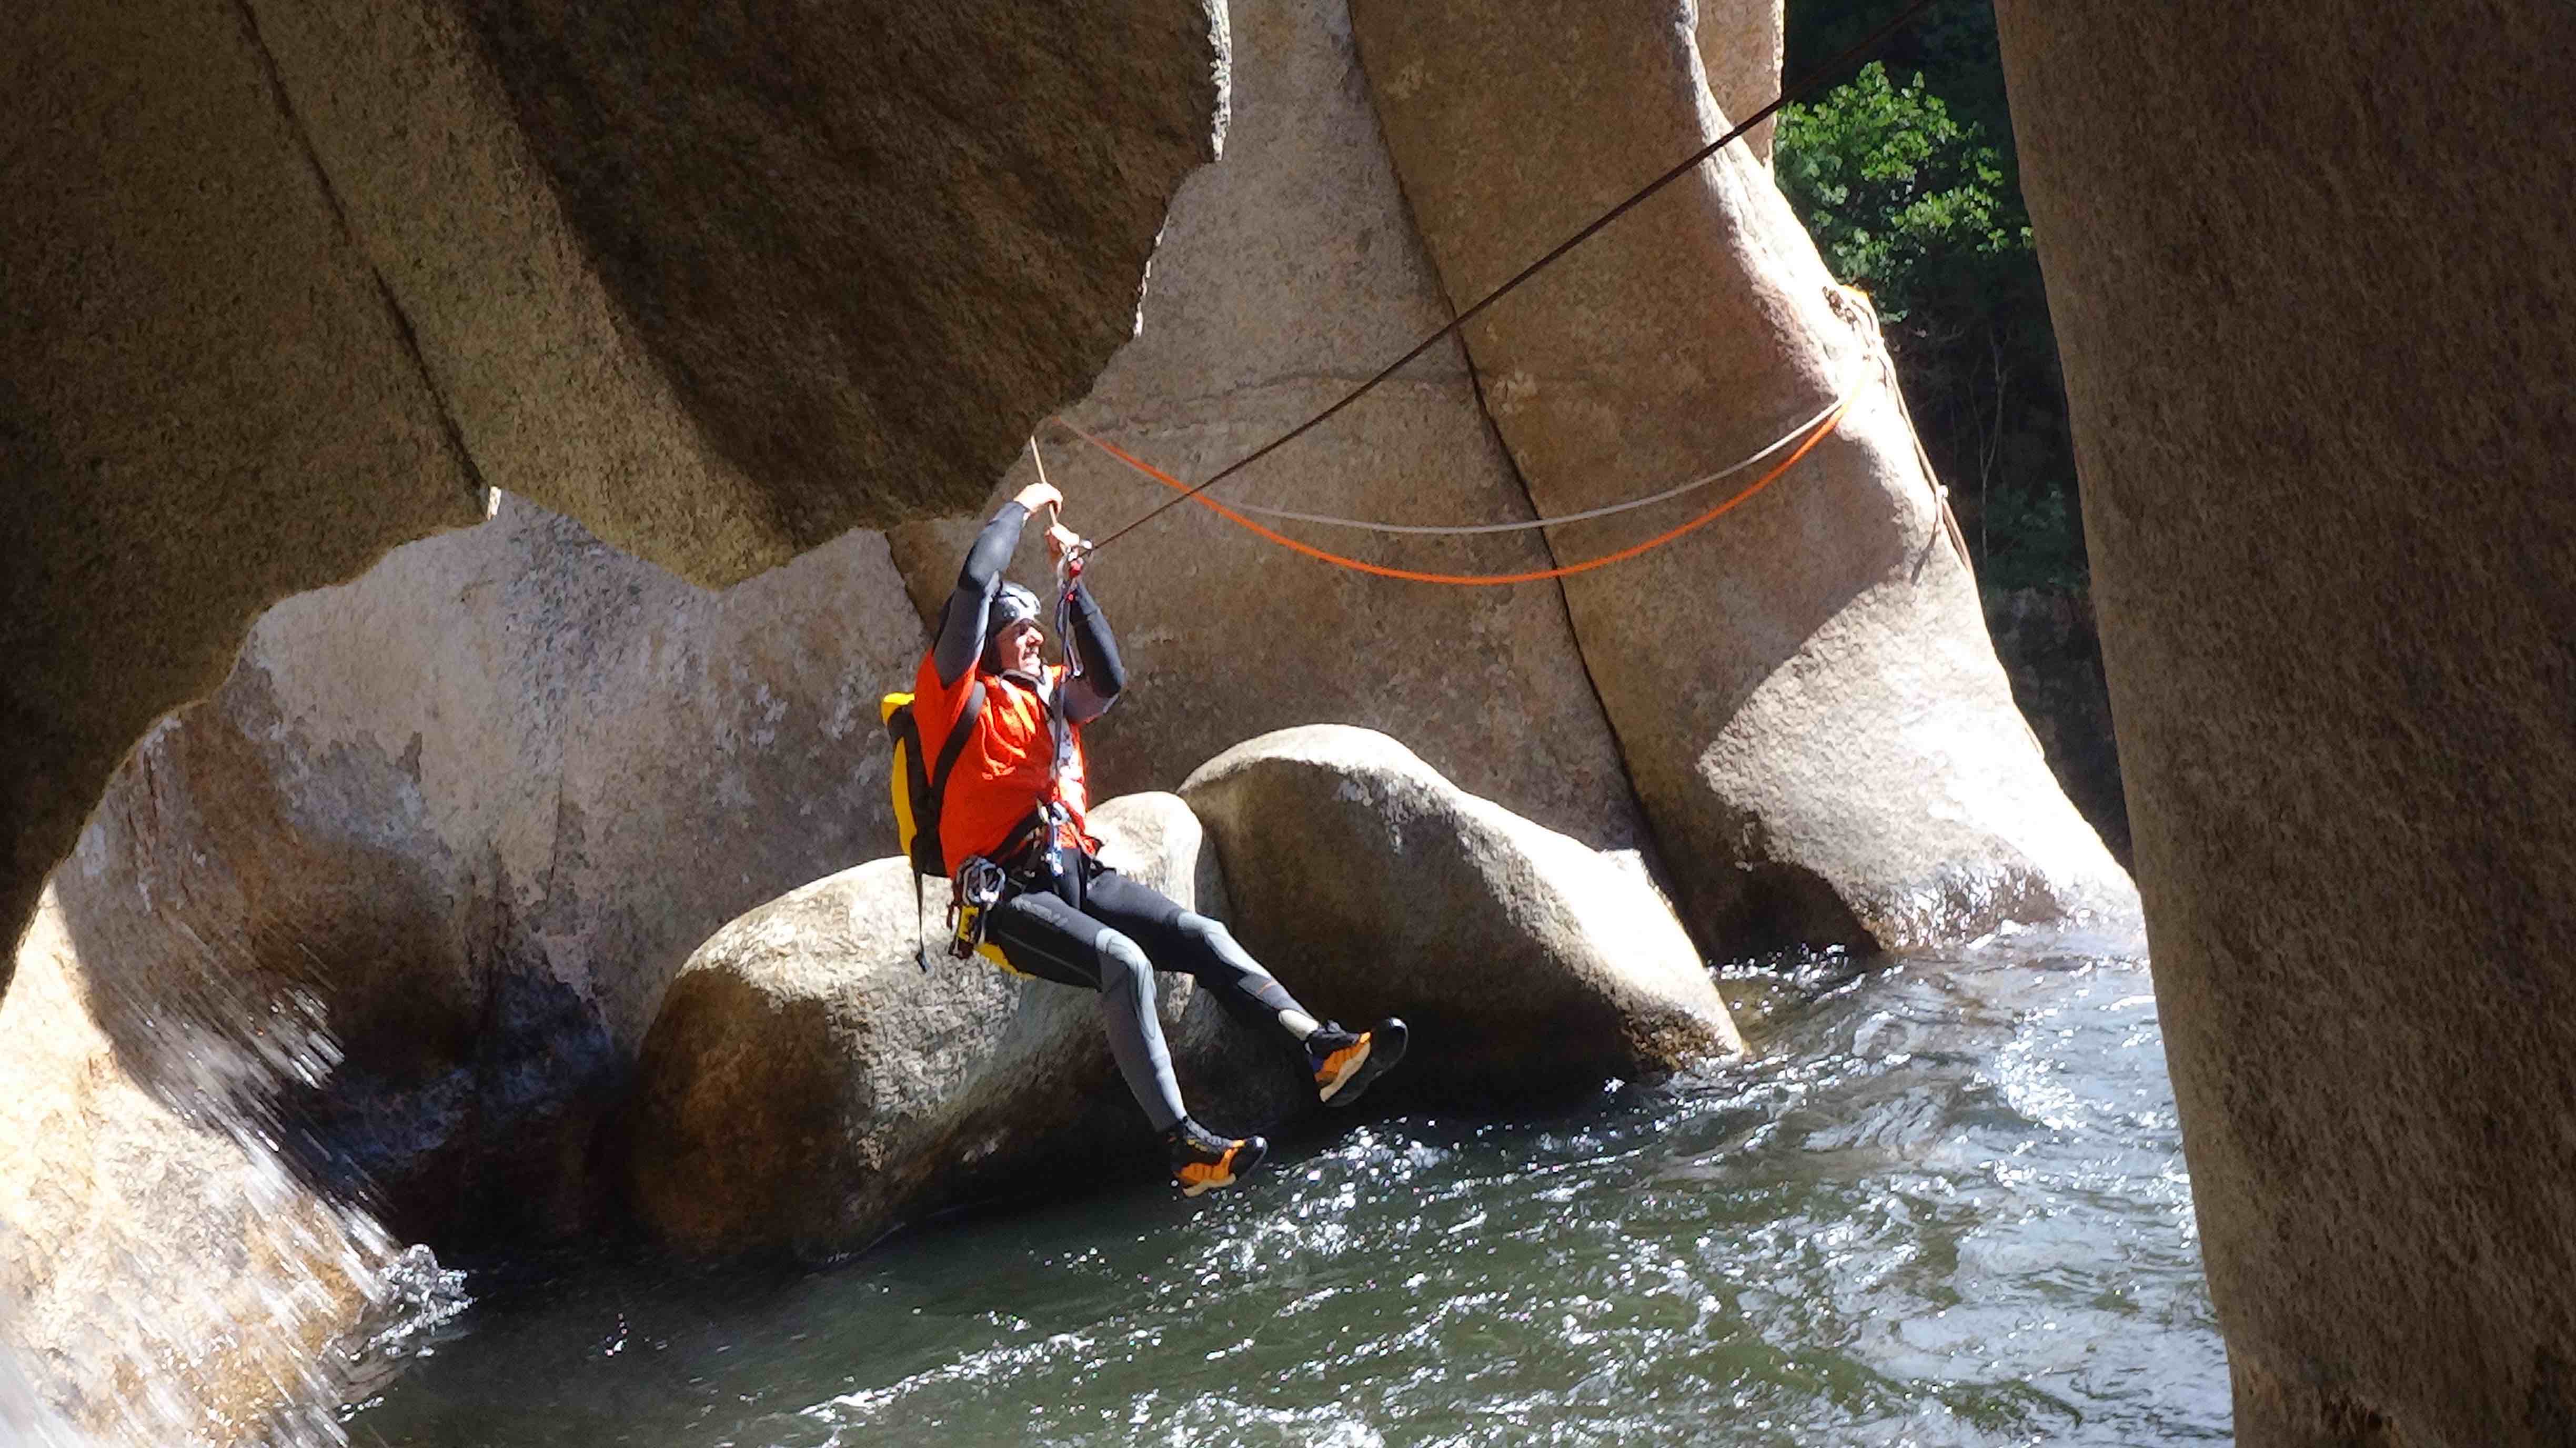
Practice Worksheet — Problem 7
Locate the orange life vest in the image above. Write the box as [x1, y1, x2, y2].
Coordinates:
[909, 651, 1095, 877]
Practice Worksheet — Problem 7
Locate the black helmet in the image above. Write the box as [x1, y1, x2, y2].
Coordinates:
[981, 582, 1042, 669]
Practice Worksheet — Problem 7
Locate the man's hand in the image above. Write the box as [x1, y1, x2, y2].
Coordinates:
[1044, 522, 1088, 569]
[1013, 481, 1063, 520]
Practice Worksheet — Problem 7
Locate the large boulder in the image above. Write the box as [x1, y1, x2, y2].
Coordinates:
[1347, 0, 2133, 952]
[886, 0, 1648, 854]
[1181, 725, 1742, 1095]
[626, 793, 1296, 1258]
[1994, 3, 2576, 1442]
[1, 0, 1225, 986]
[48, 495, 929, 1246]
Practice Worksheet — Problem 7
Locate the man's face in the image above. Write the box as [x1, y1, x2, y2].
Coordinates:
[999, 617, 1045, 675]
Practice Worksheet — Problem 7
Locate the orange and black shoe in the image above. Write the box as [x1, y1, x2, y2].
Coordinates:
[1308, 1018, 1408, 1109]
[1166, 1118, 1267, 1198]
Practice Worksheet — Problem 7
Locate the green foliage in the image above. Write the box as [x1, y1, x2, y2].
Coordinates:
[1770, 17, 2087, 598]
[1775, 63, 2025, 329]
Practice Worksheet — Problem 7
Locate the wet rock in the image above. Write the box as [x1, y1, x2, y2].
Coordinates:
[886, 0, 1647, 854]
[1180, 725, 1743, 1097]
[625, 793, 1295, 1259]
[1996, 2, 2576, 1442]
[0, 890, 393, 1448]
[1349, 0, 2134, 952]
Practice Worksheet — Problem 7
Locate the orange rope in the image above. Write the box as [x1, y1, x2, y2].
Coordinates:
[1050, 400, 1848, 587]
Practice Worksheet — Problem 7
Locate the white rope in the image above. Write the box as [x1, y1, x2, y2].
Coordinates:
[1085, 378, 1859, 537]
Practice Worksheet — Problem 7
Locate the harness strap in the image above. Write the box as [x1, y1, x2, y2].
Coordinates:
[985, 806, 1058, 879]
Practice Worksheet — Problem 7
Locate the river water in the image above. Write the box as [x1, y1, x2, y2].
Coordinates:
[340, 929, 2228, 1447]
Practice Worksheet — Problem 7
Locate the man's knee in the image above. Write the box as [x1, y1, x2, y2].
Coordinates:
[1178, 912, 1263, 970]
[1176, 911, 1235, 952]
[1096, 929, 1156, 997]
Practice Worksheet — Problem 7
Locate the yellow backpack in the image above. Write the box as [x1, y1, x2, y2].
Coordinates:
[881, 680, 986, 879]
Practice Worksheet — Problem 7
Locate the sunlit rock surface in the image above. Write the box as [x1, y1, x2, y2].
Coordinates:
[1182, 725, 1743, 1092]
[1350, 0, 2132, 953]
[1995, 2, 2576, 1442]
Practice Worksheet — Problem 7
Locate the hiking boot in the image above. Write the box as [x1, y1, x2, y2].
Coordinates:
[1309, 1017, 1408, 1109]
[1166, 1118, 1266, 1198]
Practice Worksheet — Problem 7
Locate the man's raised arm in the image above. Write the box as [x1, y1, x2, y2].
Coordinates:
[931, 482, 1060, 687]
[1058, 578, 1127, 723]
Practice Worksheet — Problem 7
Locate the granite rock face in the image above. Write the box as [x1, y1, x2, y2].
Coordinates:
[1995, 3, 2576, 1443]
[46, 495, 929, 1246]
[1182, 725, 1743, 1094]
[625, 793, 1296, 1259]
[1350, 0, 2133, 952]
[885, 0, 1647, 855]
[1, 0, 1225, 986]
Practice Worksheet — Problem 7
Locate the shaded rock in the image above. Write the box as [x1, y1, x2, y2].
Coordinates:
[626, 793, 1296, 1259]
[259, 0, 1232, 573]
[0, 0, 485, 987]
[0, 890, 393, 1448]
[886, 0, 1647, 854]
[1181, 725, 1742, 1096]
[1995, 3, 2576, 1443]
[50, 495, 928, 1246]
[2, 0, 1225, 988]
[1349, 0, 2133, 952]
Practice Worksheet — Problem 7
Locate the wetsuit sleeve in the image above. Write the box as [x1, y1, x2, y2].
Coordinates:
[1058, 579, 1127, 724]
[932, 501, 1032, 687]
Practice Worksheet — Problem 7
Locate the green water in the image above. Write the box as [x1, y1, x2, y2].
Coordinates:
[344, 933, 2227, 1446]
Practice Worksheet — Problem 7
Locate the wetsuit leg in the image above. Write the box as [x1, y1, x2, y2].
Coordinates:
[1076, 867, 1321, 1047]
[983, 886, 1188, 1132]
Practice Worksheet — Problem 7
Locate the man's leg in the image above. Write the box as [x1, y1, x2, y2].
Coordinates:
[1079, 868, 1410, 1108]
[984, 888, 1186, 1132]
[1077, 868, 1321, 1045]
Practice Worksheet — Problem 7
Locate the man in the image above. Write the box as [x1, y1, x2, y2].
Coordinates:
[911, 478, 1406, 1195]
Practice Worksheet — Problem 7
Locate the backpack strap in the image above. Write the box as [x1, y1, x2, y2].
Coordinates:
[920, 679, 987, 867]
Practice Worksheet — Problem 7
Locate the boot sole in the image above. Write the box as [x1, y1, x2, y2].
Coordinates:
[1320, 1019, 1409, 1108]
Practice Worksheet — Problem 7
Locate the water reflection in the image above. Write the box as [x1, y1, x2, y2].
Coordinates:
[347, 933, 2227, 1446]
